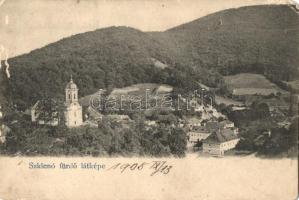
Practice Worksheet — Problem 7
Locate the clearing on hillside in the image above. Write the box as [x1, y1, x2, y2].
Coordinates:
[224, 73, 284, 96]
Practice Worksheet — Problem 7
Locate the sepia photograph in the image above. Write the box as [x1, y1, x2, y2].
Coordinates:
[0, 0, 298, 199]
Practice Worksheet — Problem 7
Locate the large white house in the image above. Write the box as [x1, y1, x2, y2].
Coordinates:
[202, 129, 240, 156]
[64, 77, 83, 127]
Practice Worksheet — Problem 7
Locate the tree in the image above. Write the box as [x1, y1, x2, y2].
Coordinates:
[168, 127, 187, 157]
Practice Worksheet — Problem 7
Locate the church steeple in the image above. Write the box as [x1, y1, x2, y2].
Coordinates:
[64, 76, 83, 127]
[65, 76, 78, 104]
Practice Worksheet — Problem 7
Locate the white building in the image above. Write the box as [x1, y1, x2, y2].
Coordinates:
[64, 77, 83, 127]
[220, 120, 235, 129]
[187, 127, 211, 144]
[106, 114, 131, 123]
[145, 120, 157, 127]
[202, 129, 240, 156]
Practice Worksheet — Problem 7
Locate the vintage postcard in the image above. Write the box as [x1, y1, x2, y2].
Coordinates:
[0, 0, 298, 199]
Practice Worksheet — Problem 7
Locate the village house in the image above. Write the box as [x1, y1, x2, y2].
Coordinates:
[106, 114, 131, 123]
[187, 126, 211, 144]
[145, 120, 157, 127]
[177, 118, 185, 128]
[186, 117, 202, 130]
[232, 106, 247, 111]
[83, 120, 99, 127]
[220, 120, 234, 129]
[31, 100, 59, 126]
[144, 120, 158, 130]
[202, 129, 240, 156]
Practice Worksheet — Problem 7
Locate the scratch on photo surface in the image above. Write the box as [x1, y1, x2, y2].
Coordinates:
[0, 45, 11, 78]
[4, 49, 10, 78]
[0, 1, 10, 78]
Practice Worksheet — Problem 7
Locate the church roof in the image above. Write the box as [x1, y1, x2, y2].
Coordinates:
[66, 77, 78, 90]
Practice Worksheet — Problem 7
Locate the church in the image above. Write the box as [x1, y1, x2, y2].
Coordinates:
[64, 76, 83, 127]
[30, 77, 83, 128]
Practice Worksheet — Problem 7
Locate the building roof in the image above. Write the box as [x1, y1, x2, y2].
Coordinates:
[31, 100, 59, 118]
[204, 129, 238, 144]
[187, 117, 202, 124]
[66, 77, 78, 90]
[31, 100, 40, 110]
[205, 121, 224, 131]
[191, 126, 210, 134]
[106, 114, 130, 120]
[87, 106, 103, 120]
[220, 120, 234, 125]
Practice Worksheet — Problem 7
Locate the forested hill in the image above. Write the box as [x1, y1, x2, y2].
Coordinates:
[6, 27, 173, 108]
[153, 5, 299, 80]
[3, 4, 299, 109]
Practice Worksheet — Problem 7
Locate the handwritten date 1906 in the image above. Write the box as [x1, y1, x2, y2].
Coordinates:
[107, 161, 172, 176]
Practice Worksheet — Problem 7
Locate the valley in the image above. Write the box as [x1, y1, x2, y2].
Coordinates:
[0, 4, 298, 158]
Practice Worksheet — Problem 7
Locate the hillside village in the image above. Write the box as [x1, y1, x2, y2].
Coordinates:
[0, 4, 298, 157]
[0, 73, 296, 157]
[23, 78, 241, 157]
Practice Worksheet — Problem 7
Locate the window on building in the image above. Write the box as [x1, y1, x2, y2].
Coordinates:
[74, 94, 76, 99]
[68, 94, 71, 99]
[74, 121, 76, 125]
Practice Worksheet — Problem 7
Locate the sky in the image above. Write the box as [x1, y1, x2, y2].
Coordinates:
[0, 0, 294, 58]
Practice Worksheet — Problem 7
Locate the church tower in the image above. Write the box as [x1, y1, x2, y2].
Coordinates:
[64, 76, 83, 127]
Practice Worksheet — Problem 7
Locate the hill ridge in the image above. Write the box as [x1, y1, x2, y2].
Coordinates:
[1, 4, 298, 109]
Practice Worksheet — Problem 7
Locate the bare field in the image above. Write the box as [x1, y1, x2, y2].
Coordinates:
[224, 73, 286, 96]
[215, 95, 244, 106]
